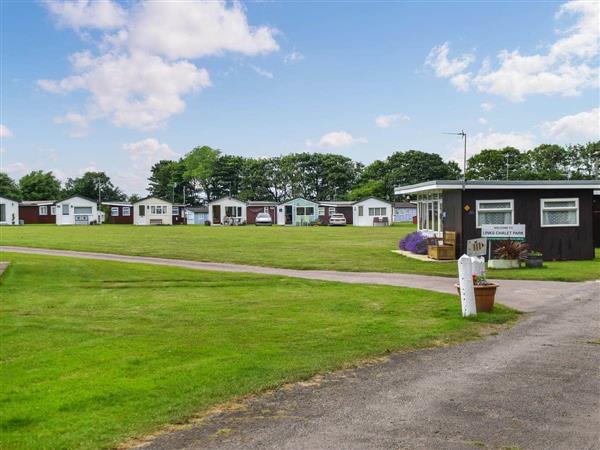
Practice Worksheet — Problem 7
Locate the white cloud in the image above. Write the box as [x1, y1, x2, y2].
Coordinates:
[40, 51, 211, 130]
[54, 113, 89, 138]
[480, 102, 495, 112]
[126, 1, 279, 60]
[426, 1, 600, 101]
[478, 117, 488, 125]
[307, 131, 367, 148]
[0, 124, 13, 138]
[120, 138, 180, 193]
[374, 113, 410, 128]
[44, 0, 127, 30]
[251, 65, 274, 79]
[425, 42, 475, 91]
[470, 132, 536, 154]
[284, 51, 304, 64]
[40, 1, 279, 131]
[542, 108, 600, 140]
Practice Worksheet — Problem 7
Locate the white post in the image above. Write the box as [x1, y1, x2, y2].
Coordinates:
[458, 254, 477, 317]
[471, 256, 485, 277]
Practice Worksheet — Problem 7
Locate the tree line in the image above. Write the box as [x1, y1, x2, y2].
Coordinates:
[1, 141, 597, 204]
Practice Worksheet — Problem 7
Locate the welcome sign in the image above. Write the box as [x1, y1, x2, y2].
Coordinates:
[481, 224, 526, 241]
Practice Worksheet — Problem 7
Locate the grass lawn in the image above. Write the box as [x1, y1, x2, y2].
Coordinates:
[1, 224, 598, 281]
[0, 253, 517, 449]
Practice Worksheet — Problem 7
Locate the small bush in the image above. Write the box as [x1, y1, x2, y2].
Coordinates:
[204, 220, 211, 226]
[399, 231, 428, 255]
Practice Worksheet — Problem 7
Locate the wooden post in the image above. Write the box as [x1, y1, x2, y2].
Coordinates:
[458, 254, 477, 317]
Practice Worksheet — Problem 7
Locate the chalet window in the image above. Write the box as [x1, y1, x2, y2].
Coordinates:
[225, 206, 242, 217]
[264, 207, 270, 213]
[51, 206, 56, 215]
[150, 205, 167, 214]
[416, 192, 442, 234]
[305, 207, 314, 215]
[358, 206, 363, 216]
[172, 206, 179, 216]
[111, 207, 119, 216]
[74, 207, 93, 214]
[368, 207, 386, 216]
[296, 207, 305, 215]
[0, 204, 5, 222]
[123, 207, 131, 216]
[39, 205, 48, 215]
[62, 204, 69, 215]
[318, 206, 325, 216]
[540, 198, 579, 227]
[139, 205, 145, 216]
[329, 207, 336, 215]
[476, 199, 513, 228]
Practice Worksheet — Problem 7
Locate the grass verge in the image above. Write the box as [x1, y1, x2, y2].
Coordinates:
[0, 252, 517, 449]
[1, 224, 598, 281]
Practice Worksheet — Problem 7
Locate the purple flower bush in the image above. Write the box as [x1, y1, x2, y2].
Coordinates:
[399, 231, 428, 255]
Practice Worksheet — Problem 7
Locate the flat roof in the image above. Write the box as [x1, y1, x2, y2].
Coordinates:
[395, 180, 600, 194]
[19, 200, 56, 206]
[318, 200, 355, 207]
[101, 201, 132, 206]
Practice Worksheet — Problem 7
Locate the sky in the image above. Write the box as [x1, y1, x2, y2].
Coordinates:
[1, 0, 599, 195]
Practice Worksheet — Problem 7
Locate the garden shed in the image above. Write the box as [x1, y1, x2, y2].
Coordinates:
[395, 180, 599, 261]
[186, 206, 209, 224]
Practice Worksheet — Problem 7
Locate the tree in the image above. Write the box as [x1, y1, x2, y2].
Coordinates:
[19, 170, 61, 200]
[182, 146, 221, 202]
[524, 144, 568, 180]
[566, 141, 600, 179]
[148, 160, 192, 203]
[128, 194, 143, 203]
[358, 150, 460, 199]
[466, 147, 527, 180]
[0, 172, 21, 200]
[347, 179, 386, 200]
[63, 171, 126, 201]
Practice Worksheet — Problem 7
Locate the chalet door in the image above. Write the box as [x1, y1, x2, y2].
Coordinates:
[285, 205, 293, 225]
[212, 205, 221, 224]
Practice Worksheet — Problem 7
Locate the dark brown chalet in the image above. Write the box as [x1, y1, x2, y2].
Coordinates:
[19, 200, 56, 224]
[396, 180, 600, 261]
[172, 204, 187, 225]
[318, 200, 354, 225]
[247, 201, 278, 224]
[102, 201, 133, 224]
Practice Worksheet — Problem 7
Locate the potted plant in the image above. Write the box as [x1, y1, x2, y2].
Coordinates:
[525, 250, 544, 268]
[487, 239, 528, 269]
[455, 274, 498, 312]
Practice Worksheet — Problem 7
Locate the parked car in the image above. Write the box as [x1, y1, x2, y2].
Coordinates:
[255, 212, 273, 226]
[328, 213, 347, 226]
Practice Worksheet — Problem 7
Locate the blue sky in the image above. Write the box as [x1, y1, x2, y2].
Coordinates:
[1, 0, 598, 194]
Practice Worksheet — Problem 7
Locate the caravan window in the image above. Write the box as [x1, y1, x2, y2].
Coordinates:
[476, 200, 513, 228]
[540, 198, 578, 227]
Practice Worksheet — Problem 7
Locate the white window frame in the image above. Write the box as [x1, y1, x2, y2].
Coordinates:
[318, 206, 325, 216]
[74, 206, 93, 215]
[329, 207, 336, 215]
[264, 206, 270, 213]
[39, 205, 48, 215]
[122, 206, 131, 216]
[540, 197, 579, 228]
[111, 207, 119, 217]
[476, 199, 514, 229]
[51, 206, 56, 215]
[62, 204, 69, 215]
[172, 206, 179, 216]
[358, 206, 363, 216]
[368, 207, 386, 216]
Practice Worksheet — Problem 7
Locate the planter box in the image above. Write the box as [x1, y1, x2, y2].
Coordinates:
[526, 256, 544, 268]
[455, 283, 499, 312]
[487, 259, 519, 269]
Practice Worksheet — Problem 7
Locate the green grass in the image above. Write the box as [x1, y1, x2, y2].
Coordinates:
[0, 253, 517, 449]
[1, 224, 598, 281]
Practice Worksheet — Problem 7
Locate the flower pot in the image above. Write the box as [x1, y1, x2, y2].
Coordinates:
[455, 283, 499, 312]
[487, 259, 519, 269]
[526, 256, 543, 268]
